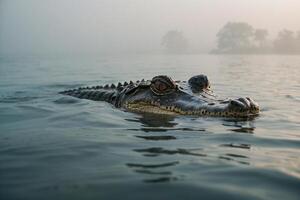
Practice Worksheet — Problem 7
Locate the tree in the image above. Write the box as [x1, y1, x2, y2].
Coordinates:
[254, 29, 268, 48]
[215, 22, 254, 53]
[161, 30, 188, 54]
[273, 29, 297, 53]
[297, 31, 300, 52]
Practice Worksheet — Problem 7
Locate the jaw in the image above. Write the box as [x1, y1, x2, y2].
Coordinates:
[124, 99, 260, 117]
[125, 102, 179, 115]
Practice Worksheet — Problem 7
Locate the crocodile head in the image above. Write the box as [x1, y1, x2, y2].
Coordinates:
[120, 75, 259, 117]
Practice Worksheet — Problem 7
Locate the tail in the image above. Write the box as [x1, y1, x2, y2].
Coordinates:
[59, 86, 118, 104]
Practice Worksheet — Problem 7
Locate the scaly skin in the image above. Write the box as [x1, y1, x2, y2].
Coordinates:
[59, 75, 260, 117]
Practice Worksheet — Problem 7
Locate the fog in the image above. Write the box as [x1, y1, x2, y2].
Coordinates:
[1, 0, 300, 56]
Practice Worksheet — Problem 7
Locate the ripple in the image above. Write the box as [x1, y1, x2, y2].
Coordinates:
[54, 96, 80, 104]
[133, 147, 206, 157]
[135, 135, 177, 140]
[229, 127, 255, 133]
[218, 156, 250, 165]
[44, 83, 83, 89]
[126, 161, 179, 169]
[285, 94, 300, 102]
[134, 169, 172, 175]
[144, 176, 178, 183]
[225, 153, 249, 158]
[0, 96, 39, 103]
[220, 143, 251, 149]
[128, 127, 205, 132]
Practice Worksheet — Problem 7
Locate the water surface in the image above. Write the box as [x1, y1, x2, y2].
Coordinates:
[0, 54, 299, 200]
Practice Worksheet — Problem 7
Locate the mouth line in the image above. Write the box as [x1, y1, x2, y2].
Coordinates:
[125, 102, 259, 117]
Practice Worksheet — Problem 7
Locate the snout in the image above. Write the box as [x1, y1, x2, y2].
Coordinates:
[228, 97, 259, 115]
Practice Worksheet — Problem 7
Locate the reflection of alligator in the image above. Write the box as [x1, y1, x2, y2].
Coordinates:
[60, 75, 259, 117]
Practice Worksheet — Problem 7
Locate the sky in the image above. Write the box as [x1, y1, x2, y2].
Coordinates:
[0, 0, 299, 56]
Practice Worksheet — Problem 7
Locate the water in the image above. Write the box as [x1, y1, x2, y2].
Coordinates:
[0, 54, 299, 200]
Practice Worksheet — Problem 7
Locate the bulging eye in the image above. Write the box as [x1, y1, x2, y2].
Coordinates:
[188, 74, 210, 92]
[150, 75, 176, 95]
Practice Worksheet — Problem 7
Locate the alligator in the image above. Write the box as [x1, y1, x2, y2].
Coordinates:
[59, 75, 259, 117]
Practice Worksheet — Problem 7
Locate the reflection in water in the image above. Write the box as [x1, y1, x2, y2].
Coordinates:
[134, 135, 176, 140]
[222, 117, 256, 134]
[226, 153, 248, 158]
[130, 127, 205, 132]
[126, 114, 182, 182]
[219, 156, 250, 165]
[125, 113, 256, 183]
[220, 143, 251, 149]
[134, 147, 206, 157]
[126, 113, 178, 128]
[229, 127, 255, 133]
[127, 113, 205, 132]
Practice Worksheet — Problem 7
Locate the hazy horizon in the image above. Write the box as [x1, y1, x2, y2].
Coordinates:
[1, 0, 300, 56]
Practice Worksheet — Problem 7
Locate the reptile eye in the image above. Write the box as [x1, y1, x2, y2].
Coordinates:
[155, 81, 167, 91]
[150, 75, 176, 95]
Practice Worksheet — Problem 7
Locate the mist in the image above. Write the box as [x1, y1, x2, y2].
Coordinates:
[1, 0, 300, 56]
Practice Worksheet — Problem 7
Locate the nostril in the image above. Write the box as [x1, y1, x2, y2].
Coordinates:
[230, 100, 241, 107]
[246, 97, 259, 110]
[238, 97, 251, 107]
[229, 99, 247, 110]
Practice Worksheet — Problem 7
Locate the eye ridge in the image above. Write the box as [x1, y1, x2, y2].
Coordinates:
[150, 75, 176, 95]
[151, 81, 175, 95]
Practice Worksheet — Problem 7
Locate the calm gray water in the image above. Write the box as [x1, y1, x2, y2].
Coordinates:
[0, 54, 299, 200]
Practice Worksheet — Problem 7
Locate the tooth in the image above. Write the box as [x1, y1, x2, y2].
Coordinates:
[123, 82, 128, 86]
[129, 80, 133, 84]
[104, 84, 109, 88]
[117, 82, 122, 88]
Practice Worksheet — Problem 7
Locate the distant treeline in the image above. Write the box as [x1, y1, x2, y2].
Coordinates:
[161, 22, 300, 54]
[211, 22, 300, 54]
[161, 30, 189, 54]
